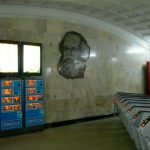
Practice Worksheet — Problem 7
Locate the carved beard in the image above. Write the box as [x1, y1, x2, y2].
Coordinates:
[58, 59, 86, 79]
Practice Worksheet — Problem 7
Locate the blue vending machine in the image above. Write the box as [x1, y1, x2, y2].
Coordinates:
[0, 79, 22, 131]
[24, 79, 44, 127]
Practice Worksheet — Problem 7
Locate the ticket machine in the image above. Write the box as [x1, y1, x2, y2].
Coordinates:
[24, 79, 44, 127]
[131, 111, 150, 150]
[138, 115, 150, 150]
[0, 79, 22, 130]
[114, 92, 150, 150]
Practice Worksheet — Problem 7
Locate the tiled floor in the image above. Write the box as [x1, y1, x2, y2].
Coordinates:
[0, 117, 137, 150]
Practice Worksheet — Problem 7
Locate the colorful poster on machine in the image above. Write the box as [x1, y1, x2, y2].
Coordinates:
[24, 79, 44, 127]
[0, 80, 22, 130]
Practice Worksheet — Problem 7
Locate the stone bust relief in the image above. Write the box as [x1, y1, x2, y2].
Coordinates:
[57, 31, 90, 79]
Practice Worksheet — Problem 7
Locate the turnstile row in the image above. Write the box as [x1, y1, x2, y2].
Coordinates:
[114, 92, 150, 150]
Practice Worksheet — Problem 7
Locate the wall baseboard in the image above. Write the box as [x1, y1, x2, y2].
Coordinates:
[45, 113, 118, 128]
[0, 125, 44, 138]
[0, 113, 117, 138]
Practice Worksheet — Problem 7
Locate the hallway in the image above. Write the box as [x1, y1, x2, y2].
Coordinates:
[0, 117, 137, 150]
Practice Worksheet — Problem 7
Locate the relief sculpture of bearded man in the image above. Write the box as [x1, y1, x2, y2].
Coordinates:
[57, 31, 90, 79]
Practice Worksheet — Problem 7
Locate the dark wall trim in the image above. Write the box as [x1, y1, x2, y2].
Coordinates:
[45, 113, 117, 128]
[0, 113, 117, 138]
[0, 125, 44, 138]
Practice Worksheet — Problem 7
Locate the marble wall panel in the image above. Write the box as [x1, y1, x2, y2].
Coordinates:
[0, 18, 149, 123]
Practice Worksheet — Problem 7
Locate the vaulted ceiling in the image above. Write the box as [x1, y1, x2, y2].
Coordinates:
[0, 0, 150, 46]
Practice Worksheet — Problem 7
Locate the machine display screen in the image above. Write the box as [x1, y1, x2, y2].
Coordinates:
[0, 43, 18, 73]
[37, 103, 44, 109]
[27, 103, 36, 109]
[2, 89, 13, 95]
[26, 88, 36, 94]
[27, 103, 44, 110]
[2, 97, 20, 104]
[14, 97, 21, 103]
[27, 96, 36, 101]
[2, 105, 13, 112]
[2, 80, 13, 87]
[133, 111, 142, 119]
[26, 80, 36, 86]
[2, 105, 21, 112]
[13, 105, 21, 111]
[127, 106, 134, 113]
[27, 95, 43, 101]
[2, 97, 13, 104]
[141, 116, 150, 128]
[37, 95, 43, 101]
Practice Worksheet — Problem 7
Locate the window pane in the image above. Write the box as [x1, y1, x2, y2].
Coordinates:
[0, 43, 18, 73]
[23, 45, 41, 73]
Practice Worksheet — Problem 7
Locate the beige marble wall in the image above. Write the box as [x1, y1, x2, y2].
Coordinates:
[0, 18, 149, 123]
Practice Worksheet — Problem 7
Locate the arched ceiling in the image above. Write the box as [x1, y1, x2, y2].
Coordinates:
[0, 0, 150, 48]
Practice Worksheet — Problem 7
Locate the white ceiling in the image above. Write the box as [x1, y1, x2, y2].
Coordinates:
[0, 0, 150, 45]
